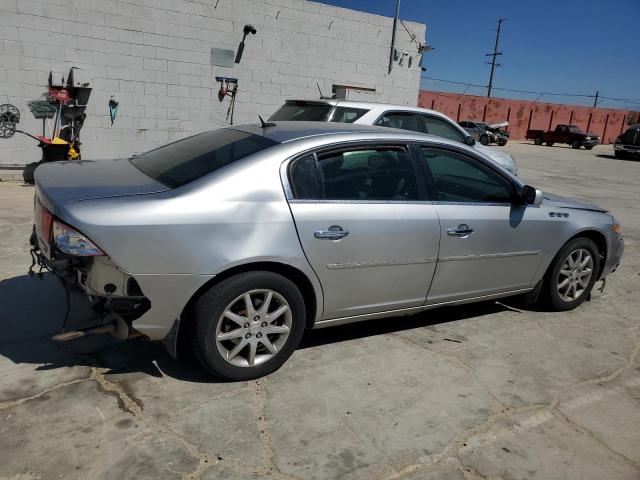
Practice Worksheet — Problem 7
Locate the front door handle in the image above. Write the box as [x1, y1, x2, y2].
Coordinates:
[447, 224, 474, 237]
[314, 225, 349, 240]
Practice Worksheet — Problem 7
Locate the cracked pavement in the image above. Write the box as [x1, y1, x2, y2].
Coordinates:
[1, 142, 639, 480]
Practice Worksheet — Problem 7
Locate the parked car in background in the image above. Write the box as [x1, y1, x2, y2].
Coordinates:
[31, 122, 623, 380]
[269, 100, 518, 174]
[459, 120, 509, 146]
[526, 124, 599, 149]
[613, 123, 640, 160]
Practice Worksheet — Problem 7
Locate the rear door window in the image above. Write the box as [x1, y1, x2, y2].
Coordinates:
[318, 147, 418, 201]
[375, 113, 422, 133]
[131, 128, 278, 188]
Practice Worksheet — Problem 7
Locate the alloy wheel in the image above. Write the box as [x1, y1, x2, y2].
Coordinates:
[556, 248, 594, 302]
[215, 289, 292, 367]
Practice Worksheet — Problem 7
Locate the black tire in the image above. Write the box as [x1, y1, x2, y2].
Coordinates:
[480, 134, 490, 146]
[571, 140, 581, 149]
[497, 138, 507, 146]
[534, 137, 543, 145]
[545, 141, 554, 146]
[22, 161, 42, 184]
[584, 145, 594, 150]
[540, 237, 600, 311]
[190, 271, 306, 380]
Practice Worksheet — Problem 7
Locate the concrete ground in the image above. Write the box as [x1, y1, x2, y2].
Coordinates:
[1, 142, 639, 480]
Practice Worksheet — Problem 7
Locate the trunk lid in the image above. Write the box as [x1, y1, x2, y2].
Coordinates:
[35, 158, 169, 207]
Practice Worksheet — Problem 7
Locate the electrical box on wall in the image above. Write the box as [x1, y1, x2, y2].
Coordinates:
[333, 84, 377, 101]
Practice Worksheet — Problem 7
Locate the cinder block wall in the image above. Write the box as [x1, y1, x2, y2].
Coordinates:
[0, 0, 425, 165]
[419, 90, 638, 145]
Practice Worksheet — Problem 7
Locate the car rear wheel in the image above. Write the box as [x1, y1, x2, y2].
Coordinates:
[571, 140, 581, 149]
[584, 145, 594, 150]
[545, 141, 554, 146]
[190, 271, 306, 380]
[480, 134, 490, 145]
[542, 238, 600, 311]
[534, 137, 543, 145]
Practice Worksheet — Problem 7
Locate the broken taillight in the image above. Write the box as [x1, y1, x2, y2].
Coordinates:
[35, 197, 53, 242]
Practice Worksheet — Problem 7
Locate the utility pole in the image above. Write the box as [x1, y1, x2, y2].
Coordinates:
[485, 18, 506, 98]
[388, 0, 400, 74]
[593, 91, 599, 108]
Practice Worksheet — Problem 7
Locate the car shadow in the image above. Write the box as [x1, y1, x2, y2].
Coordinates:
[0, 273, 218, 383]
[595, 154, 639, 162]
[299, 301, 509, 349]
[1, 273, 514, 383]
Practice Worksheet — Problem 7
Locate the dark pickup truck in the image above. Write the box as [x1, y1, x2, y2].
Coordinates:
[613, 123, 640, 160]
[526, 124, 599, 149]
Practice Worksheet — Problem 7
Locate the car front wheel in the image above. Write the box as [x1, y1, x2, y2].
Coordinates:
[190, 271, 306, 380]
[480, 134, 490, 146]
[542, 238, 600, 311]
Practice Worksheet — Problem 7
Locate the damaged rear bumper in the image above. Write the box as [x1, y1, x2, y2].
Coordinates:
[29, 227, 212, 352]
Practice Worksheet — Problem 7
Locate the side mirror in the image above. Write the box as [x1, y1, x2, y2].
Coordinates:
[465, 136, 476, 146]
[521, 185, 543, 206]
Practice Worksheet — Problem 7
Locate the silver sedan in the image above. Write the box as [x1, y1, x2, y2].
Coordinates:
[31, 122, 624, 380]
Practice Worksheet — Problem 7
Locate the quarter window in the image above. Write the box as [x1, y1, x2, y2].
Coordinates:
[289, 155, 321, 199]
[422, 115, 466, 143]
[329, 107, 369, 123]
[376, 113, 422, 133]
[318, 147, 418, 201]
[420, 147, 513, 203]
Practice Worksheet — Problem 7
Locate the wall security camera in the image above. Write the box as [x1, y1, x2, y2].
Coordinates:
[243, 24, 257, 35]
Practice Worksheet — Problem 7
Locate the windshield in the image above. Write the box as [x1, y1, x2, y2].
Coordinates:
[477, 123, 489, 130]
[131, 129, 278, 188]
[269, 102, 333, 121]
[568, 126, 583, 133]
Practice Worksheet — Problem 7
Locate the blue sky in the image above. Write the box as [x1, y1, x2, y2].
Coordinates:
[317, 0, 640, 110]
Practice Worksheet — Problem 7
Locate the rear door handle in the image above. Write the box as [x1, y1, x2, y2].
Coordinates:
[314, 225, 349, 240]
[447, 224, 474, 237]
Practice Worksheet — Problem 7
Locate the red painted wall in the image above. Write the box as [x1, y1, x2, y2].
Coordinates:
[418, 91, 639, 145]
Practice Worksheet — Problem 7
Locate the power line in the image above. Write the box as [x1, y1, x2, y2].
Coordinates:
[421, 75, 634, 102]
[599, 96, 640, 106]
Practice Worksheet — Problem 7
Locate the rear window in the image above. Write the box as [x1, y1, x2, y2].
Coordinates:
[269, 102, 333, 121]
[131, 129, 278, 188]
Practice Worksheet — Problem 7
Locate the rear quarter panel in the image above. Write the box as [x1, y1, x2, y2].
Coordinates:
[59, 153, 311, 277]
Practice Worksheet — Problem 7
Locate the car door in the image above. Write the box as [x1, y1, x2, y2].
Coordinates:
[285, 144, 440, 320]
[416, 145, 550, 304]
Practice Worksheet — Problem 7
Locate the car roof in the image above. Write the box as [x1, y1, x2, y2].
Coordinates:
[227, 121, 489, 156]
[281, 99, 448, 116]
